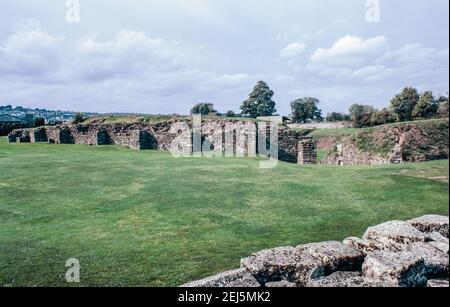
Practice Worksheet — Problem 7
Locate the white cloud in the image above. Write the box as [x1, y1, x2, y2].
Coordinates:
[0, 26, 64, 77]
[377, 43, 437, 64]
[310, 35, 387, 63]
[280, 42, 306, 58]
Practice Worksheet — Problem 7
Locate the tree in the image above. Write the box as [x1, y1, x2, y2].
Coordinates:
[412, 91, 438, 119]
[390, 87, 420, 122]
[326, 112, 351, 122]
[290, 98, 323, 123]
[370, 108, 396, 126]
[437, 95, 449, 118]
[225, 110, 237, 118]
[348, 104, 376, 128]
[190, 103, 217, 116]
[73, 113, 85, 124]
[34, 117, 45, 127]
[240, 81, 276, 118]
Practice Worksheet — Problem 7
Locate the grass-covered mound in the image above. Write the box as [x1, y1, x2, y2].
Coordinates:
[0, 137, 448, 286]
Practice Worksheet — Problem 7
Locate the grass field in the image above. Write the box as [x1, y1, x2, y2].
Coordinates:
[0, 136, 448, 286]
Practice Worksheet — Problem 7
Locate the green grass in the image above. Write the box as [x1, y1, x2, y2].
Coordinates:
[309, 128, 360, 140]
[0, 137, 448, 287]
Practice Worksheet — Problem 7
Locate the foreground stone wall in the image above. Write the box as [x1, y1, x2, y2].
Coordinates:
[8, 120, 317, 164]
[181, 215, 449, 288]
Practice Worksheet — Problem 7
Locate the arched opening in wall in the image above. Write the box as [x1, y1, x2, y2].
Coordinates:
[59, 128, 74, 144]
[97, 129, 113, 145]
[139, 131, 158, 150]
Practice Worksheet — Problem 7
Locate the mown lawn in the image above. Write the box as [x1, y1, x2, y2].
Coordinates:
[0, 137, 448, 286]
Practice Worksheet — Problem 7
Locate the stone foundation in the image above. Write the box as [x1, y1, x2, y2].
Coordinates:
[181, 215, 449, 288]
[8, 120, 318, 164]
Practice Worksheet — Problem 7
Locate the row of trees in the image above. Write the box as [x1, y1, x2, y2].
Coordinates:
[190, 81, 323, 123]
[349, 88, 449, 128]
[190, 82, 449, 127]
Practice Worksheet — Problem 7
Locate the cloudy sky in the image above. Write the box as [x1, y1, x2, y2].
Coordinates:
[0, 0, 448, 115]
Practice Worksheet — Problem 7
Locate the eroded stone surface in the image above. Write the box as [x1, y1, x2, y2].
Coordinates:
[427, 278, 449, 288]
[240, 246, 324, 286]
[404, 242, 449, 279]
[307, 271, 395, 288]
[343, 237, 385, 254]
[429, 242, 449, 254]
[297, 241, 365, 274]
[426, 232, 449, 244]
[180, 269, 261, 288]
[265, 280, 297, 288]
[363, 220, 427, 251]
[362, 250, 427, 287]
[240, 241, 365, 286]
[408, 215, 449, 238]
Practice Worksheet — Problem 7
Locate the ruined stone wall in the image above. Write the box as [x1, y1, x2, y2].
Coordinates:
[29, 127, 48, 143]
[8, 119, 317, 164]
[298, 139, 317, 165]
[7, 129, 30, 143]
[322, 142, 392, 166]
[181, 215, 449, 288]
[322, 119, 449, 165]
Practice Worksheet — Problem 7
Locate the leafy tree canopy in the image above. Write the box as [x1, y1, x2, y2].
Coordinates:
[390, 87, 420, 121]
[240, 81, 276, 118]
[190, 103, 217, 116]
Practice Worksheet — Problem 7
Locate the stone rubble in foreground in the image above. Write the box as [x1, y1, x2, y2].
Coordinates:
[181, 215, 449, 288]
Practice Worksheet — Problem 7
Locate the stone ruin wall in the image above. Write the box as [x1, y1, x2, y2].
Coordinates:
[8, 120, 318, 164]
[181, 214, 449, 288]
[322, 120, 449, 166]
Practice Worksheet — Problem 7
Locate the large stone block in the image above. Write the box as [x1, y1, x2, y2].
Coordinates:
[362, 250, 427, 287]
[307, 271, 395, 288]
[180, 269, 261, 288]
[240, 241, 364, 286]
[363, 220, 427, 251]
[404, 242, 449, 279]
[408, 215, 449, 238]
[240, 246, 321, 285]
[297, 241, 365, 275]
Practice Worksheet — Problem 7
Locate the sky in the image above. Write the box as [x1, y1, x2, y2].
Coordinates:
[0, 0, 448, 115]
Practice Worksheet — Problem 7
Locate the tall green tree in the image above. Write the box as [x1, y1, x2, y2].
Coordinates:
[240, 81, 276, 118]
[348, 104, 376, 128]
[412, 91, 438, 119]
[390, 87, 420, 122]
[290, 98, 323, 123]
[437, 95, 449, 118]
[190, 103, 217, 116]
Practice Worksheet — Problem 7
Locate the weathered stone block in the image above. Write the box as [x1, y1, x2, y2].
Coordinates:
[265, 280, 297, 287]
[297, 241, 365, 274]
[240, 241, 364, 286]
[427, 278, 449, 288]
[307, 271, 395, 288]
[408, 215, 449, 238]
[429, 241, 449, 254]
[240, 246, 322, 285]
[363, 220, 427, 251]
[426, 232, 449, 245]
[343, 237, 385, 254]
[404, 242, 449, 279]
[362, 250, 427, 287]
[180, 268, 261, 288]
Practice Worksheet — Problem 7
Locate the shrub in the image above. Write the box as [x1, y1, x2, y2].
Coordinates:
[190, 103, 217, 116]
